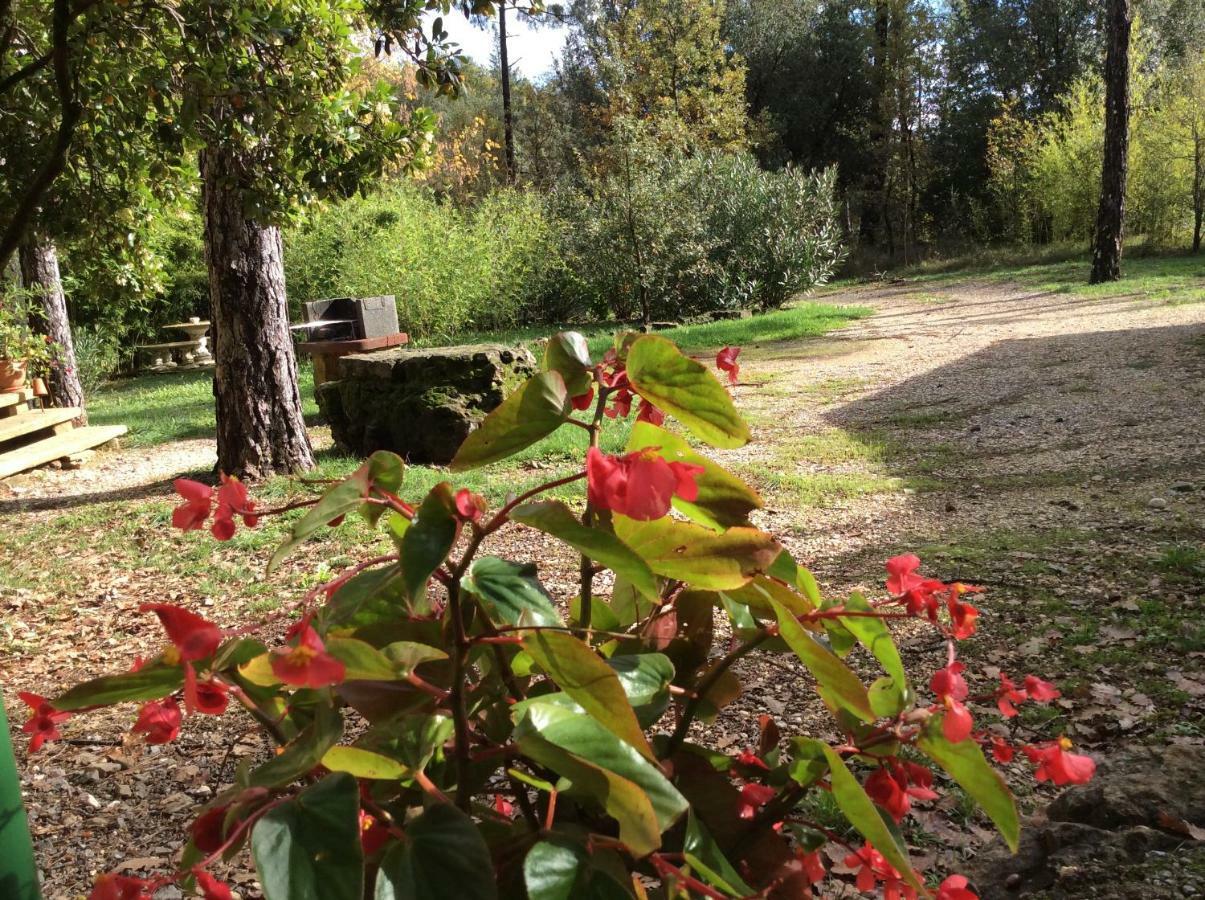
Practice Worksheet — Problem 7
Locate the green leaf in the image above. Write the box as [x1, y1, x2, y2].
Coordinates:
[868, 677, 908, 718]
[511, 500, 657, 599]
[820, 746, 922, 893]
[543, 331, 593, 397]
[361, 451, 406, 526]
[918, 724, 1020, 852]
[683, 810, 754, 895]
[52, 665, 184, 711]
[720, 575, 814, 616]
[325, 564, 411, 627]
[252, 772, 363, 900]
[840, 592, 909, 697]
[770, 599, 874, 722]
[375, 803, 498, 900]
[250, 704, 344, 788]
[521, 631, 656, 760]
[400, 483, 458, 604]
[359, 714, 454, 773]
[269, 466, 369, 572]
[382, 641, 448, 675]
[321, 746, 409, 780]
[524, 837, 635, 900]
[787, 737, 829, 787]
[613, 517, 780, 590]
[325, 637, 401, 681]
[463, 556, 562, 627]
[513, 700, 688, 856]
[626, 421, 761, 529]
[608, 653, 675, 729]
[625, 335, 749, 449]
[450, 371, 572, 470]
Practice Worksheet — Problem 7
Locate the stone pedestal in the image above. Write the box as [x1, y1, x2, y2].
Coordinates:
[315, 344, 537, 464]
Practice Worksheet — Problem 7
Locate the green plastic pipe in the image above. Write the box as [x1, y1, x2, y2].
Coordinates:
[0, 693, 42, 900]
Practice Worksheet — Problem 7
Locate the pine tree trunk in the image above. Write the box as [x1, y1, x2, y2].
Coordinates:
[18, 237, 86, 421]
[200, 143, 315, 479]
[1089, 0, 1131, 284]
[499, 1, 517, 184]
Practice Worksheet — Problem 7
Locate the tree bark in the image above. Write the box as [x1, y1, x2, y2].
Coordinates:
[200, 143, 315, 479]
[18, 237, 86, 420]
[1089, 0, 1131, 284]
[498, 1, 517, 184]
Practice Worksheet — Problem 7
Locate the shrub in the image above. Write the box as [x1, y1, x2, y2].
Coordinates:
[71, 324, 123, 397]
[284, 184, 567, 341]
[29, 332, 1094, 900]
[556, 126, 845, 324]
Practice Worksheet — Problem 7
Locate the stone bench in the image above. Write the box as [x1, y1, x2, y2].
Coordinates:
[315, 344, 536, 464]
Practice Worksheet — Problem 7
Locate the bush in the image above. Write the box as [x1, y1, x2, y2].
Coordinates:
[284, 184, 568, 341]
[71, 325, 122, 397]
[556, 126, 845, 324]
[32, 333, 1096, 900]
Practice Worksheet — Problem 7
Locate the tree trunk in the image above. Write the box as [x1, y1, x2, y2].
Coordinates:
[200, 143, 315, 479]
[498, 1, 517, 184]
[1089, 0, 1131, 284]
[18, 237, 86, 420]
[1193, 124, 1202, 253]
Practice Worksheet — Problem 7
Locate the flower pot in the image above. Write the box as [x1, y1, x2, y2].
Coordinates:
[0, 358, 28, 392]
[31, 376, 48, 397]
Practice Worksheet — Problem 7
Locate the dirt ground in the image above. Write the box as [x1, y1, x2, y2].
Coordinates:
[3, 278, 1203, 897]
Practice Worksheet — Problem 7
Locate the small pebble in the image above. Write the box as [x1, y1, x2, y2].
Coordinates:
[1148, 497, 1168, 509]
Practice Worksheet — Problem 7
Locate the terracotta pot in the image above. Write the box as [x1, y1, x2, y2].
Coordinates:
[0, 358, 27, 392]
[31, 376, 48, 397]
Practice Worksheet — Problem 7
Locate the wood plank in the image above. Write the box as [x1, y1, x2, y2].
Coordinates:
[0, 388, 34, 413]
[0, 407, 80, 444]
[0, 424, 127, 479]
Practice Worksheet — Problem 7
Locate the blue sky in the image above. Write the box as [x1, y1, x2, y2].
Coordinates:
[433, 11, 570, 80]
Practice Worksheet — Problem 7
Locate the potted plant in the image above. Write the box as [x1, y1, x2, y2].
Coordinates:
[0, 297, 57, 393]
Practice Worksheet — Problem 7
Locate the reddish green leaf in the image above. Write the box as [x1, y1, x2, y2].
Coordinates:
[400, 483, 458, 604]
[52, 664, 183, 711]
[269, 465, 370, 572]
[450, 371, 572, 470]
[542, 331, 593, 397]
[463, 556, 562, 627]
[625, 335, 749, 449]
[613, 516, 780, 590]
[840, 592, 909, 696]
[770, 599, 874, 722]
[521, 630, 656, 761]
[918, 722, 1020, 852]
[511, 500, 657, 598]
[375, 803, 498, 900]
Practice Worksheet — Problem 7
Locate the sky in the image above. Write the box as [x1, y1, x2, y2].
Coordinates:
[432, 11, 570, 80]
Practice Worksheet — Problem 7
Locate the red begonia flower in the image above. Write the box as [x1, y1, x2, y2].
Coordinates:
[586, 447, 704, 520]
[19, 691, 70, 753]
[996, 673, 1028, 717]
[171, 479, 213, 531]
[360, 810, 392, 855]
[866, 762, 938, 822]
[210, 474, 257, 541]
[194, 870, 234, 900]
[271, 623, 346, 688]
[454, 489, 487, 524]
[799, 849, 825, 884]
[493, 794, 515, 817]
[885, 554, 925, 595]
[930, 661, 968, 701]
[947, 593, 979, 639]
[843, 844, 897, 893]
[1023, 737, 1095, 785]
[605, 387, 633, 418]
[716, 346, 741, 384]
[132, 698, 181, 744]
[989, 735, 1015, 763]
[937, 874, 979, 900]
[736, 748, 770, 771]
[931, 662, 972, 742]
[635, 398, 666, 425]
[89, 873, 152, 900]
[187, 677, 229, 716]
[140, 603, 223, 662]
[736, 782, 777, 819]
[1023, 675, 1060, 702]
[570, 388, 595, 411]
[190, 805, 230, 853]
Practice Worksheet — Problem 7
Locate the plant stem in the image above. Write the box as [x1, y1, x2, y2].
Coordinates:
[662, 630, 771, 758]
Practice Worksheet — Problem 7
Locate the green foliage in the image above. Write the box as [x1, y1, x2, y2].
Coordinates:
[285, 184, 567, 339]
[69, 325, 121, 398]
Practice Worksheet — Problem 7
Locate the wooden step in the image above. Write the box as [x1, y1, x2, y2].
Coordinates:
[0, 407, 80, 444]
[0, 424, 127, 479]
[0, 388, 34, 414]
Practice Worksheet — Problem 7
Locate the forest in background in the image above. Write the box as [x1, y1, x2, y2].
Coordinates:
[15, 0, 1205, 363]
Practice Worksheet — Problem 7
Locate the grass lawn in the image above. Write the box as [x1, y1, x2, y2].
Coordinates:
[831, 244, 1205, 305]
